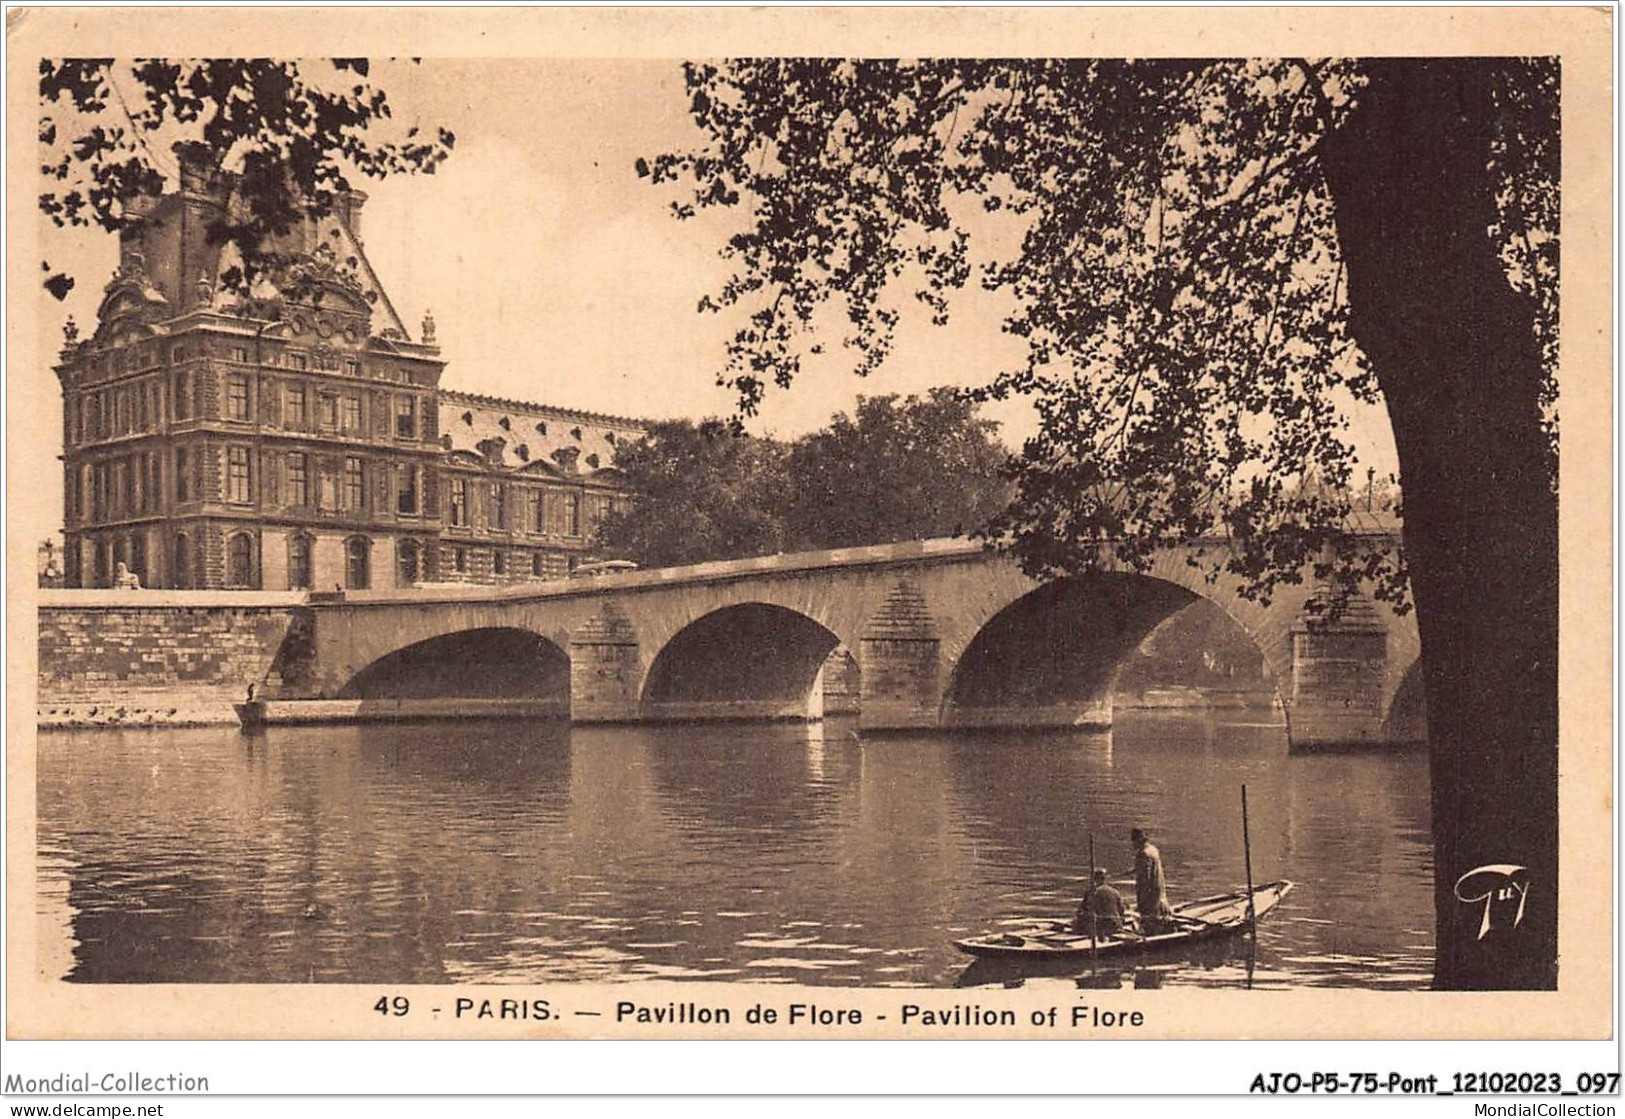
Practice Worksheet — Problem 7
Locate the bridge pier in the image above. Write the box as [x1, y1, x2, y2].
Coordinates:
[569, 605, 642, 723]
[1285, 591, 1391, 751]
[857, 580, 944, 733]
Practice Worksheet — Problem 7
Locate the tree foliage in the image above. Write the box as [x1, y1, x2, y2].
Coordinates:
[39, 58, 454, 298]
[596, 391, 1011, 566]
[639, 59, 1558, 611]
[594, 419, 793, 567]
[784, 388, 1011, 548]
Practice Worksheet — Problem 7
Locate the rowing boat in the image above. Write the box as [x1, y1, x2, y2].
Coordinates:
[952, 880, 1293, 960]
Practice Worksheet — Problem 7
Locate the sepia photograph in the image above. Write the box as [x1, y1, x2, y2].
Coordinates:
[4, 4, 1614, 1077]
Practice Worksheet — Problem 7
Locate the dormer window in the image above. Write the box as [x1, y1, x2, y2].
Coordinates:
[463, 411, 474, 426]
[535, 421, 547, 436]
[585, 453, 600, 470]
[499, 416, 511, 431]
[605, 432, 616, 445]
[570, 426, 582, 440]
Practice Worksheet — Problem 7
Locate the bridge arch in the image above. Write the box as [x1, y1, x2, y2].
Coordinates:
[940, 570, 1290, 729]
[338, 625, 571, 714]
[640, 602, 843, 722]
[1382, 657, 1428, 743]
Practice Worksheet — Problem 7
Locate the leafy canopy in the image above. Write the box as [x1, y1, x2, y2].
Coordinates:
[596, 390, 1011, 567]
[39, 58, 454, 299]
[641, 58, 1557, 608]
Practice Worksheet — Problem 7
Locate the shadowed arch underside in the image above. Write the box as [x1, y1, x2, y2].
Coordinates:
[1382, 658, 1428, 743]
[642, 603, 842, 723]
[945, 572, 1243, 729]
[340, 627, 571, 716]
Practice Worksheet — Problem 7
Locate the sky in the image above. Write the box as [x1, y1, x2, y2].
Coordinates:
[30, 57, 1401, 542]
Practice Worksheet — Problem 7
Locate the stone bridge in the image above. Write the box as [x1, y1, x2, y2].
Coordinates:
[280, 527, 1422, 750]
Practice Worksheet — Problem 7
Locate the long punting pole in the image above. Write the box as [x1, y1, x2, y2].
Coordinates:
[1088, 832, 1098, 961]
[1241, 784, 1257, 951]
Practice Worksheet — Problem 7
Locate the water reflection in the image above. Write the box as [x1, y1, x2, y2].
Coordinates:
[37, 712, 1433, 988]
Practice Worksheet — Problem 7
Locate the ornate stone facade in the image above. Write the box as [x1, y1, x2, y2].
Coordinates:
[57, 146, 642, 590]
[436, 391, 641, 583]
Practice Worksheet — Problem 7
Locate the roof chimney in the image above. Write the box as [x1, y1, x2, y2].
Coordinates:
[337, 188, 368, 244]
[172, 140, 219, 196]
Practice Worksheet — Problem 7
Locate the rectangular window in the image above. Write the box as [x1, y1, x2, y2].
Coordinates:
[226, 445, 251, 503]
[397, 465, 418, 516]
[111, 461, 128, 515]
[137, 384, 150, 431]
[343, 358, 360, 376]
[395, 395, 417, 439]
[493, 485, 508, 530]
[493, 551, 506, 576]
[342, 393, 362, 433]
[344, 457, 364, 511]
[320, 393, 339, 429]
[289, 352, 309, 371]
[449, 478, 468, 527]
[174, 449, 191, 503]
[288, 452, 309, 506]
[286, 384, 307, 428]
[529, 490, 544, 533]
[230, 345, 250, 363]
[228, 375, 250, 421]
[174, 370, 191, 420]
[565, 492, 582, 537]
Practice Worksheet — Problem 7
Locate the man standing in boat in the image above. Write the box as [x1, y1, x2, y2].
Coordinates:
[1073, 868, 1127, 938]
[1132, 828, 1176, 934]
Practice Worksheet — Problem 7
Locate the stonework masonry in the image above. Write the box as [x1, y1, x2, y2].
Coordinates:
[38, 593, 304, 727]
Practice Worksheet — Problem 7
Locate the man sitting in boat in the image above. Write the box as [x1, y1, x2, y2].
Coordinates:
[1072, 868, 1127, 938]
[1132, 828, 1176, 935]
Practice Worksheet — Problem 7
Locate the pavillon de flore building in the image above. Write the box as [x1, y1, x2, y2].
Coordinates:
[56, 144, 643, 591]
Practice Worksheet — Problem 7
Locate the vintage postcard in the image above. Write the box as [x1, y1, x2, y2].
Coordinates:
[4, 4, 1614, 1075]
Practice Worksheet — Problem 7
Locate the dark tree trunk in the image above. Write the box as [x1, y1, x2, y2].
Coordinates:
[1319, 60, 1558, 989]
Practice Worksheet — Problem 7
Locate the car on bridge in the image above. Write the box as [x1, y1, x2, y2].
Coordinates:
[571, 560, 640, 578]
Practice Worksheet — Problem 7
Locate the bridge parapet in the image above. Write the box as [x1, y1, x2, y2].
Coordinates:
[273, 530, 1417, 749]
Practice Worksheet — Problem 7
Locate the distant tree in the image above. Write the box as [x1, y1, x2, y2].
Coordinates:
[38, 58, 454, 298]
[643, 58, 1559, 989]
[784, 389, 1011, 549]
[594, 419, 791, 567]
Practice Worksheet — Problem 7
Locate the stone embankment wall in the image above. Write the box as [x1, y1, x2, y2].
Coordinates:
[37, 591, 306, 728]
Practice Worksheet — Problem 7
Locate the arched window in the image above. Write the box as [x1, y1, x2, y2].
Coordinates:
[227, 532, 255, 588]
[172, 533, 191, 589]
[346, 536, 371, 590]
[397, 539, 420, 586]
[288, 534, 313, 590]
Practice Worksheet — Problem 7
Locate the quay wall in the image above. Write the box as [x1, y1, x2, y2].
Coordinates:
[37, 592, 306, 728]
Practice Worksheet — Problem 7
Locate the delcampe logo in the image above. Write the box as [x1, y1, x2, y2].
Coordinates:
[1452, 864, 1530, 940]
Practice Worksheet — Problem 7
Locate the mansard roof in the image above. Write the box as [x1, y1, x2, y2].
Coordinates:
[437, 388, 646, 481]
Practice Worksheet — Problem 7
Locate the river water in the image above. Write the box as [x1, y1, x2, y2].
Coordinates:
[36, 712, 1434, 990]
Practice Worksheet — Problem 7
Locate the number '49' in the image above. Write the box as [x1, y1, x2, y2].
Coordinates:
[374, 995, 410, 1016]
